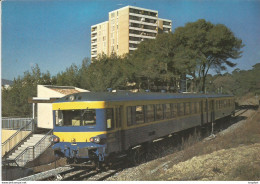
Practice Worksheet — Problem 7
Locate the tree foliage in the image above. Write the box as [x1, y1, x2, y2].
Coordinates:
[172, 19, 244, 92]
[204, 63, 260, 96]
[2, 65, 53, 117]
[80, 54, 131, 91]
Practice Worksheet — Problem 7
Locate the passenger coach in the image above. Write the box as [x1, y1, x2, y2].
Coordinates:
[52, 92, 235, 164]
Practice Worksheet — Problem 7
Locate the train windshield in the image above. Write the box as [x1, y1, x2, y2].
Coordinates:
[55, 109, 96, 127]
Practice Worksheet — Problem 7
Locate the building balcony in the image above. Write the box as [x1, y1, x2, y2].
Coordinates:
[129, 40, 141, 44]
[91, 35, 97, 40]
[129, 12, 157, 21]
[91, 30, 97, 34]
[129, 7, 158, 17]
[91, 53, 97, 57]
[91, 47, 97, 51]
[129, 47, 137, 51]
[129, 26, 157, 34]
[91, 26, 97, 32]
[91, 41, 97, 46]
[129, 19, 157, 27]
[163, 24, 172, 29]
[129, 33, 156, 39]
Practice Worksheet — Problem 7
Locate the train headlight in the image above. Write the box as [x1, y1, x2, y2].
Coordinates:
[52, 135, 60, 143]
[89, 136, 101, 143]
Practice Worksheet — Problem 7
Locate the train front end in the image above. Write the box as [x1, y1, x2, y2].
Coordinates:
[51, 94, 109, 163]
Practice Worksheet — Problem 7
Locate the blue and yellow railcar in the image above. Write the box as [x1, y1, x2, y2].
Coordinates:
[51, 92, 235, 163]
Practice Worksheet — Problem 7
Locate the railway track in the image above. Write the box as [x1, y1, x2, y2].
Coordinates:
[17, 165, 121, 181]
[16, 166, 75, 181]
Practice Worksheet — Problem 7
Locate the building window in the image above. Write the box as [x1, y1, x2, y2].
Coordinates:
[111, 12, 115, 18]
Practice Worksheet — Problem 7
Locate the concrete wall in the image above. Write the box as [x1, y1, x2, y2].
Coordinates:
[2, 130, 30, 156]
[118, 7, 129, 55]
[1, 130, 17, 143]
[96, 21, 109, 56]
[37, 85, 64, 129]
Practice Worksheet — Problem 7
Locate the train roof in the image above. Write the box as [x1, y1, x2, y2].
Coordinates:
[54, 92, 233, 103]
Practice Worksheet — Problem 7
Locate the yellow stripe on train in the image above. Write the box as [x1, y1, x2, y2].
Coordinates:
[53, 131, 106, 142]
[52, 101, 107, 110]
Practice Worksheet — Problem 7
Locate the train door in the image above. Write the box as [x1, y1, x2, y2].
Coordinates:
[115, 106, 124, 152]
[210, 100, 215, 123]
[106, 106, 123, 153]
[206, 99, 209, 123]
[200, 100, 204, 125]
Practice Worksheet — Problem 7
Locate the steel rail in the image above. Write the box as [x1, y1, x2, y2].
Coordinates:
[16, 166, 74, 181]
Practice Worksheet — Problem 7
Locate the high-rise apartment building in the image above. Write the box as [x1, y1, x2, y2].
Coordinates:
[91, 6, 172, 60]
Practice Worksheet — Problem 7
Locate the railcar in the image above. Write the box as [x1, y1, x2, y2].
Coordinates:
[51, 92, 235, 164]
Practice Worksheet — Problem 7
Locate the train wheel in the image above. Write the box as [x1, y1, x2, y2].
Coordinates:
[66, 158, 74, 164]
[130, 147, 145, 166]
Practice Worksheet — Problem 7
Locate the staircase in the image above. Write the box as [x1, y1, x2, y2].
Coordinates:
[7, 134, 48, 160]
[6, 131, 53, 167]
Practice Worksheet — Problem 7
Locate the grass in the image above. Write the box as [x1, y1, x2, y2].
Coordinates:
[129, 109, 260, 181]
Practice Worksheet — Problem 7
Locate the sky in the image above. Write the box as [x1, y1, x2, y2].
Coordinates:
[1, 0, 260, 80]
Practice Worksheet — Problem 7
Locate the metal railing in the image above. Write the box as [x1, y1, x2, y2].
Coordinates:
[2, 120, 34, 157]
[2, 118, 33, 130]
[15, 129, 53, 167]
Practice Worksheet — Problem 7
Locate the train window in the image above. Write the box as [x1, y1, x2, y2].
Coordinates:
[55, 110, 63, 126]
[146, 104, 155, 122]
[165, 104, 172, 119]
[178, 103, 184, 116]
[82, 109, 96, 126]
[106, 108, 114, 130]
[204, 101, 208, 112]
[224, 100, 227, 107]
[193, 102, 197, 114]
[136, 106, 144, 124]
[115, 108, 122, 128]
[172, 103, 177, 117]
[185, 102, 191, 115]
[127, 106, 133, 126]
[82, 110, 95, 126]
[156, 104, 164, 120]
[190, 102, 194, 114]
[55, 109, 96, 127]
